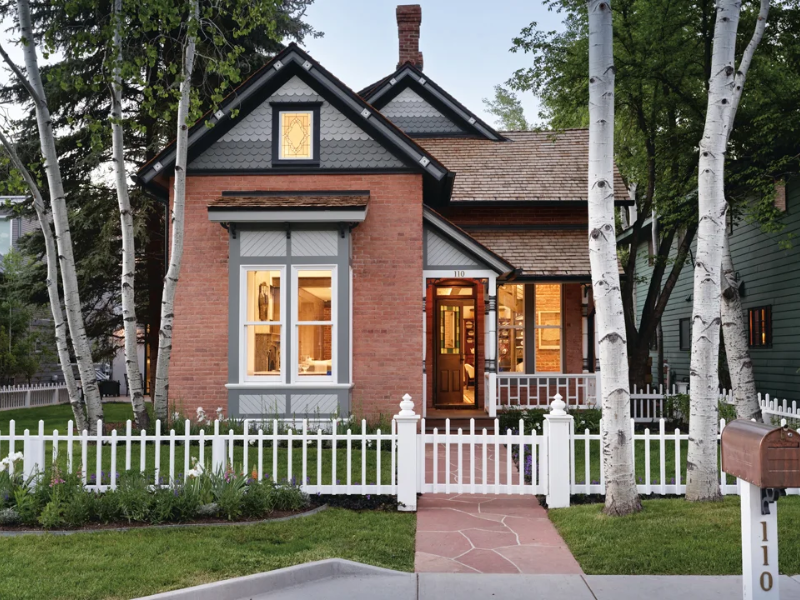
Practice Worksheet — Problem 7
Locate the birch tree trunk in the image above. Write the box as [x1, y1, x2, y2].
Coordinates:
[587, 0, 641, 516]
[14, 0, 104, 433]
[153, 0, 199, 422]
[721, 233, 759, 419]
[686, 0, 741, 502]
[0, 131, 87, 433]
[720, 0, 769, 422]
[110, 0, 150, 430]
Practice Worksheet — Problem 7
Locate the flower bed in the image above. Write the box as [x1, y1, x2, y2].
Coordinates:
[0, 455, 308, 531]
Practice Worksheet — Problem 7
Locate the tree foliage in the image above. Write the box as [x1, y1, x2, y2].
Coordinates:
[510, 0, 800, 385]
[482, 84, 532, 130]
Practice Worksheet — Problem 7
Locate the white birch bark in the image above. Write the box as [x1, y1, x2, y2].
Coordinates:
[720, 0, 769, 422]
[110, 0, 150, 430]
[686, 0, 741, 502]
[587, 0, 640, 516]
[153, 0, 199, 421]
[0, 130, 87, 433]
[14, 0, 104, 433]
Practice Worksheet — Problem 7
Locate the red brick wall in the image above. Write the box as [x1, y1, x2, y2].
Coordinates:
[168, 173, 423, 418]
[437, 206, 587, 227]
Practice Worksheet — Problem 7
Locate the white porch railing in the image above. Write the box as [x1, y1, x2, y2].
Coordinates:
[495, 373, 599, 411]
[0, 383, 68, 411]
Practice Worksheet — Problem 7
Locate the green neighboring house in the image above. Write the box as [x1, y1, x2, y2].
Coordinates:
[619, 178, 800, 401]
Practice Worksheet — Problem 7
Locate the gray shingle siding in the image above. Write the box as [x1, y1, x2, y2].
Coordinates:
[380, 87, 465, 135]
[632, 178, 800, 401]
[189, 76, 406, 171]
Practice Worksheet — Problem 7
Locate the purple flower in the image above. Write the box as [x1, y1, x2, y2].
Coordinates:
[367, 494, 371, 500]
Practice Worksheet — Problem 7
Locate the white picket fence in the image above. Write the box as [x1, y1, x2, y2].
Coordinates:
[1, 418, 399, 497]
[0, 383, 68, 411]
[2, 392, 799, 510]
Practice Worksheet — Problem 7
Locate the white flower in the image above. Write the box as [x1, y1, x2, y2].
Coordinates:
[248, 439, 256, 446]
[216, 407, 223, 415]
[171, 412, 180, 422]
[187, 463, 205, 478]
[196, 407, 207, 424]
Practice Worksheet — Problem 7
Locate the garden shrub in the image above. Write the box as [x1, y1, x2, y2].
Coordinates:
[499, 408, 602, 434]
[0, 459, 308, 530]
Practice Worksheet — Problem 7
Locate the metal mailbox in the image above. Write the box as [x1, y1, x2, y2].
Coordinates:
[721, 420, 800, 489]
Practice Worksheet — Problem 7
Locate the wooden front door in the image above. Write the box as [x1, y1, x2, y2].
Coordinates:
[434, 296, 476, 406]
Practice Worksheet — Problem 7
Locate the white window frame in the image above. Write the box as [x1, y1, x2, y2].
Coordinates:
[291, 264, 337, 383]
[240, 265, 286, 383]
[278, 110, 314, 161]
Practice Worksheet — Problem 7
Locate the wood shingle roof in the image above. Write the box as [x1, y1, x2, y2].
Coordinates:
[417, 130, 629, 204]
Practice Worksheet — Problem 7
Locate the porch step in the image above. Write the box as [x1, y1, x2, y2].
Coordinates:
[423, 409, 497, 434]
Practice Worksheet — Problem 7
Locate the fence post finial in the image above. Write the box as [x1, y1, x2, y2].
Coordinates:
[550, 393, 567, 416]
[398, 393, 415, 417]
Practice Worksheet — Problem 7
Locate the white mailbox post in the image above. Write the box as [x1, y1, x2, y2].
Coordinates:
[740, 482, 780, 600]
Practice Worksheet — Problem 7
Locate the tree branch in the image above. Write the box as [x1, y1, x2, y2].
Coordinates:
[0, 40, 47, 108]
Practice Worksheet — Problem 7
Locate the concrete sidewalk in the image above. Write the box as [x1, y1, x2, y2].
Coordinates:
[137, 559, 800, 600]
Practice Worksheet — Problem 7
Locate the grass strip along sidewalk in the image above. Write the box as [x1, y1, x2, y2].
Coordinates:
[0, 507, 416, 600]
[549, 496, 800, 575]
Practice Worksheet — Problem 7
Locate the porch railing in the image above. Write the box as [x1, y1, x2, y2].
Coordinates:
[494, 373, 599, 413]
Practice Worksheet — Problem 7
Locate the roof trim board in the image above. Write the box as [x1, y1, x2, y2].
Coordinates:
[208, 207, 368, 223]
[361, 63, 505, 141]
[137, 44, 450, 197]
[422, 206, 515, 276]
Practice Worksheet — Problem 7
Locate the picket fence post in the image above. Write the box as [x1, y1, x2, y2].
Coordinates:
[394, 393, 420, 512]
[211, 420, 227, 474]
[22, 423, 46, 483]
[544, 394, 573, 508]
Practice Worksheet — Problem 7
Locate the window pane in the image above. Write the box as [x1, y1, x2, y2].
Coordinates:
[280, 111, 312, 159]
[246, 325, 280, 376]
[298, 325, 332, 376]
[499, 285, 524, 322]
[439, 305, 461, 354]
[298, 270, 332, 322]
[246, 270, 280, 322]
[536, 329, 561, 372]
[436, 287, 473, 296]
[535, 284, 561, 372]
[0, 219, 11, 255]
[499, 328, 525, 372]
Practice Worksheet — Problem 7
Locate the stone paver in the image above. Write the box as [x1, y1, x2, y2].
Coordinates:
[414, 494, 582, 574]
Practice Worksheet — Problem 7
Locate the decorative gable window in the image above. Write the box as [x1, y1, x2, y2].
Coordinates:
[272, 103, 321, 165]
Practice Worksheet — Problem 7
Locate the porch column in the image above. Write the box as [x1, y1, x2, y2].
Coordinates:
[485, 280, 497, 418]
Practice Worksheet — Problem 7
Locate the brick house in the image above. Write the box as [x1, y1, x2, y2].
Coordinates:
[138, 5, 629, 424]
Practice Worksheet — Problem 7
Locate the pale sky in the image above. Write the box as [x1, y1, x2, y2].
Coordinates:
[301, 1, 565, 127]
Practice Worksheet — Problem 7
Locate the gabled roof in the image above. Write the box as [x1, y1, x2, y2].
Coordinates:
[417, 130, 632, 205]
[137, 44, 451, 198]
[360, 62, 505, 141]
[423, 207, 515, 276]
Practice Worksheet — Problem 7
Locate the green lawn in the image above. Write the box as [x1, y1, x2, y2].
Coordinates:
[549, 496, 800, 575]
[0, 403, 143, 434]
[0, 508, 416, 600]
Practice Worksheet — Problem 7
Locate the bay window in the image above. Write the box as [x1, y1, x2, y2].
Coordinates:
[241, 265, 337, 383]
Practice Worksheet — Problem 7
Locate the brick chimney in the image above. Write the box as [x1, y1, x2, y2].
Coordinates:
[396, 5, 423, 70]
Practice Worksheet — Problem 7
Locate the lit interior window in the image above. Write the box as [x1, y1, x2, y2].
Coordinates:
[498, 284, 524, 372]
[280, 111, 313, 160]
[297, 270, 333, 377]
[245, 270, 281, 377]
[534, 284, 562, 372]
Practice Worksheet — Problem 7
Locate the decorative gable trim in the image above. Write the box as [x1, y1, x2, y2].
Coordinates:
[423, 207, 515, 276]
[137, 44, 450, 198]
[362, 63, 505, 141]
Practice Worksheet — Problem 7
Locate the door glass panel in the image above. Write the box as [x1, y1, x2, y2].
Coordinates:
[439, 305, 461, 354]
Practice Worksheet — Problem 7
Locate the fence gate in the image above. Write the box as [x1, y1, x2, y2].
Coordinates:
[416, 417, 549, 496]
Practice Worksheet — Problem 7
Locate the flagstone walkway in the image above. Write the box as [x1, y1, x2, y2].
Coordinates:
[414, 494, 583, 574]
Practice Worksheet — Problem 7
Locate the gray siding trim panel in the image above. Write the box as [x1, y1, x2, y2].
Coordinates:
[426, 229, 480, 267]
